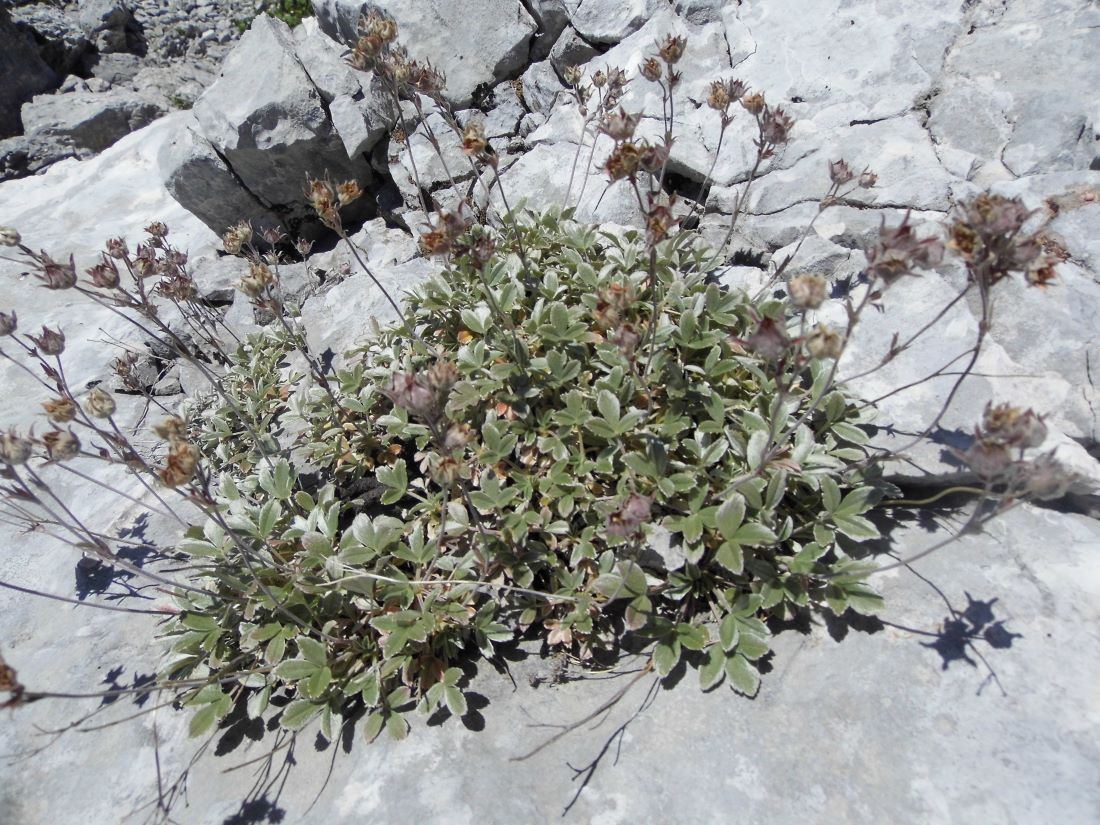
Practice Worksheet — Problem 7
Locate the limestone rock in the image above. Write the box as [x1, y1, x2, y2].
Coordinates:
[21, 89, 165, 155]
[311, 0, 537, 107]
[563, 0, 666, 45]
[0, 6, 58, 138]
[189, 14, 373, 238]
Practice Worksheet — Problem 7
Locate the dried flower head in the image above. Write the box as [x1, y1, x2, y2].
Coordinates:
[0, 651, 21, 697]
[222, 222, 252, 255]
[0, 311, 16, 337]
[563, 65, 583, 86]
[640, 57, 662, 83]
[105, 237, 128, 259]
[461, 120, 488, 157]
[153, 415, 187, 442]
[604, 142, 642, 181]
[444, 423, 475, 451]
[1021, 452, 1076, 500]
[160, 441, 199, 487]
[858, 170, 878, 188]
[144, 221, 168, 238]
[236, 262, 275, 298]
[761, 107, 795, 145]
[337, 180, 362, 206]
[30, 326, 65, 356]
[600, 108, 640, 142]
[805, 324, 845, 360]
[829, 159, 854, 185]
[0, 430, 33, 465]
[84, 387, 116, 419]
[607, 493, 653, 538]
[43, 429, 80, 461]
[961, 437, 1012, 480]
[37, 254, 78, 290]
[658, 34, 686, 64]
[0, 226, 21, 247]
[739, 317, 791, 361]
[865, 215, 945, 286]
[426, 359, 460, 394]
[741, 93, 765, 115]
[42, 397, 77, 423]
[86, 258, 120, 289]
[384, 372, 437, 419]
[788, 273, 829, 309]
[611, 323, 642, 358]
[591, 69, 607, 89]
[982, 403, 1047, 450]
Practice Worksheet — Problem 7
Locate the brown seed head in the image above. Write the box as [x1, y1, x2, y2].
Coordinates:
[462, 120, 488, 157]
[563, 65, 583, 86]
[37, 254, 78, 290]
[607, 493, 653, 538]
[160, 441, 199, 487]
[829, 159, 854, 185]
[961, 437, 1012, 480]
[604, 142, 642, 181]
[1022, 452, 1076, 500]
[384, 372, 437, 419]
[707, 80, 730, 111]
[43, 397, 77, 423]
[805, 324, 845, 360]
[640, 57, 662, 82]
[105, 237, 128, 259]
[761, 107, 795, 145]
[30, 326, 65, 356]
[43, 429, 80, 462]
[144, 221, 168, 238]
[444, 423, 475, 452]
[591, 69, 607, 88]
[0, 311, 16, 337]
[0, 226, 21, 247]
[87, 258, 120, 289]
[153, 415, 187, 442]
[222, 222, 252, 255]
[84, 387, 117, 419]
[788, 273, 829, 309]
[658, 34, 686, 64]
[0, 430, 33, 465]
[741, 93, 765, 115]
[858, 170, 878, 188]
[600, 107, 640, 142]
[740, 316, 791, 361]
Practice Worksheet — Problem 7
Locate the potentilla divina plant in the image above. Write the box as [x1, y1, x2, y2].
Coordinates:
[0, 16, 1073, 758]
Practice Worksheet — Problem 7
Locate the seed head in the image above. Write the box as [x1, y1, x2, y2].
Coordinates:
[87, 258, 120, 289]
[761, 107, 795, 145]
[961, 437, 1012, 480]
[0, 311, 16, 337]
[788, 273, 829, 309]
[160, 441, 199, 487]
[105, 237, 128, 259]
[42, 429, 80, 462]
[154, 416, 187, 442]
[42, 397, 77, 423]
[640, 57, 662, 82]
[741, 93, 765, 115]
[981, 403, 1047, 450]
[604, 142, 642, 181]
[222, 222, 253, 256]
[236, 262, 274, 298]
[739, 317, 791, 361]
[337, 180, 362, 206]
[0, 226, 21, 247]
[30, 326, 65, 356]
[805, 324, 845, 360]
[599, 108, 640, 142]
[1022, 452, 1076, 501]
[425, 359, 460, 394]
[591, 69, 607, 89]
[384, 372, 437, 419]
[84, 387, 116, 419]
[658, 35, 686, 64]
[144, 221, 168, 239]
[461, 120, 488, 157]
[563, 65, 583, 86]
[829, 159, 854, 185]
[0, 430, 32, 465]
[858, 170, 878, 188]
[444, 423, 475, 451]
[607, 493, 653, 538]
[37, 254, 78, 290]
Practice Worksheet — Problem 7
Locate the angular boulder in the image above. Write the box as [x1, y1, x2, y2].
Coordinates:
[0, 6, 58, 138]
[311, 0, 537, 107]
[186, 14, 374, 238]
[21, 89, 164, 155]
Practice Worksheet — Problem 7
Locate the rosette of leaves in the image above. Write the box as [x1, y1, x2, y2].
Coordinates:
[164, 208, 884, 741]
